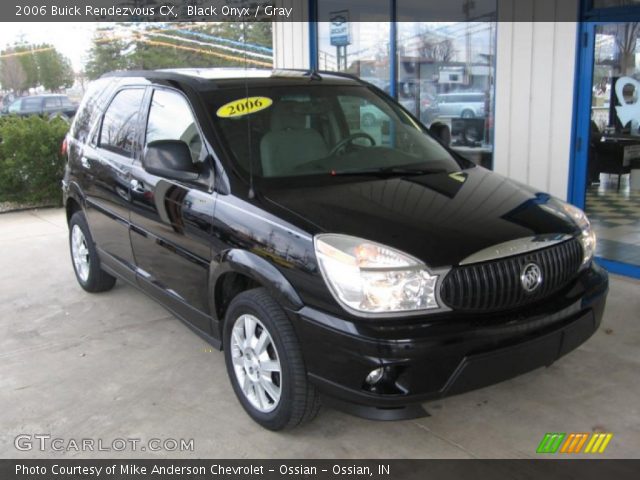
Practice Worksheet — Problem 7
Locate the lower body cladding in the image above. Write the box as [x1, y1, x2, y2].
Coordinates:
[288, 263, 609, 420]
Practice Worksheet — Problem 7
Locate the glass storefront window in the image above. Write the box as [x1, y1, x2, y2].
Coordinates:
[316, 1, 497, 167]
[585, 22, 640, 266]
[395, 21, 496, 167]
[317, 0, 390, 99]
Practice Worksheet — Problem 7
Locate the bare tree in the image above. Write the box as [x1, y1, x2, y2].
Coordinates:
[614, 23, 640, 75]
[0, 54, 27, 93]
[418, 38, 456, 63]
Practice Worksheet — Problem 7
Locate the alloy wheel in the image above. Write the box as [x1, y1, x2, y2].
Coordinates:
[71, 224, 90, 282]
[230, 314, 282, 413]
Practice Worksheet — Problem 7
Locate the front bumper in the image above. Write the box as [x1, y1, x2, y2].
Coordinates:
[288, 262, 608, 418]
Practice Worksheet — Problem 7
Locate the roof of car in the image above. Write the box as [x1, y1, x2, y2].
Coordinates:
[21, 94, 67, 99]
[438, 92, 484, 96]
[102, 68, 363, 88]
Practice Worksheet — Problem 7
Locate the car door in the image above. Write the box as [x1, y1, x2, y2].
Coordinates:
[82, 88, 146, 280]
[129, 87, 215, 334]
[439, 96, 454, 117]
[43, 96, 62, 115]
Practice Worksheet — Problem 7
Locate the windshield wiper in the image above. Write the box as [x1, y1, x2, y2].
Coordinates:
[330, 166, 449, 177]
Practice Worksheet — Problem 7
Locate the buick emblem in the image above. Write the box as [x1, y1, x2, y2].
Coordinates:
[520, 263, 543, 293]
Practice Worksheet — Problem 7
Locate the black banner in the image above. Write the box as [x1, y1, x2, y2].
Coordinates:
[2, 0, 581, 23]
[2, 460, 640, 480]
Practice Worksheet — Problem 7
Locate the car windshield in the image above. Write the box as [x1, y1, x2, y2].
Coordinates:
[207, 84, 468, 182]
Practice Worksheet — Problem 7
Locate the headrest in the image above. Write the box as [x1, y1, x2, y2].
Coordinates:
[270, 101, 307, 131]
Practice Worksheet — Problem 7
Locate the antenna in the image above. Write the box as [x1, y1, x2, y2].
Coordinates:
[242, 19, 255, 200]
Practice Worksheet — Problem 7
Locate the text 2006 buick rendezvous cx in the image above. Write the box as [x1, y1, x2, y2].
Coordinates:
[62, 69, 608, 430]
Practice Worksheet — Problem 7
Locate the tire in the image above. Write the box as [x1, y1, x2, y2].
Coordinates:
[68, 211, 116, 293]
[461, 109, 475, 119]
[223, 288, 320, 430]
[49, 112, 70, 123]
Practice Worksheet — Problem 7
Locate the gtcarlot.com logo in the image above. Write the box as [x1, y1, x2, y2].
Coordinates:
[536, 432, 613, 454]
[15, 434, 194, 453]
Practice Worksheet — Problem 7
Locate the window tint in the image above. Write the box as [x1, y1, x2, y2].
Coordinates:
[99, 89, 145, 156]
[145, 89, 204, 164]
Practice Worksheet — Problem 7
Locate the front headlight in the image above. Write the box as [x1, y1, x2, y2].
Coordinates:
[561, 203, 596, 266]
[314, 234, 439, 315]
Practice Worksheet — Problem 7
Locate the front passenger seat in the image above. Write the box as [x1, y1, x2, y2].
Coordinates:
[260, 101, 329, 177]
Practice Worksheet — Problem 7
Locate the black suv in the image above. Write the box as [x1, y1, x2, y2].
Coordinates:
[62, 69, 608, 430]
[2, 94, 77, 118]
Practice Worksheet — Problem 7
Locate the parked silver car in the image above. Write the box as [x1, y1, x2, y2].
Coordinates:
[437, 92, 485, 118]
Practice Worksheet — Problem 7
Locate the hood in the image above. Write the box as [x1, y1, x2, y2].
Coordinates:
[260, 167, 580, 268]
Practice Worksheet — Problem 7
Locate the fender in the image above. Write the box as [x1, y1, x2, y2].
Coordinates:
[63, 180, 86, 216]
[209, 249, 304, 325]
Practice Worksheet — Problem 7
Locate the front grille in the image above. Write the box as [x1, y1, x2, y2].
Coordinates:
[440, 238, 583, 312]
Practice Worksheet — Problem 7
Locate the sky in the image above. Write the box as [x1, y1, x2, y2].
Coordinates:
[0, 23, 98, 71]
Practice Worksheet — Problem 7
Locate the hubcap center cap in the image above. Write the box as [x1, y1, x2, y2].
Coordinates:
[243, 348, 261, 381]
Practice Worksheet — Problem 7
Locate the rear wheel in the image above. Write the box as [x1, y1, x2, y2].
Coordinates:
[223, 288, 320, 430]
[69, 211, 116, 293]
[461, 109, 475, 119]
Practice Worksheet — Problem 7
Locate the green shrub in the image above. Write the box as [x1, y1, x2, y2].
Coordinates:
[0, 115, 69, 205]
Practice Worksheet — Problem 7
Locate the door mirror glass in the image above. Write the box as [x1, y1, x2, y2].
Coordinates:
[143, 140, 199, 181]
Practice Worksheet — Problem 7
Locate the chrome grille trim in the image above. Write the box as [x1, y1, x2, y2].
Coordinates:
[459, 234, 573, 265]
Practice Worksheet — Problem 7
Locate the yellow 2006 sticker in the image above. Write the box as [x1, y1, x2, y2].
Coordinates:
[216, 96, 273, 118]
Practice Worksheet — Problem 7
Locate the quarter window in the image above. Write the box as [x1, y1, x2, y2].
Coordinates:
[145, 89, 204, 164]
[99, 89, 145, 156]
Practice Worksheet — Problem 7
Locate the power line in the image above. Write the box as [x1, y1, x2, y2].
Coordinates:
[0, 46, 56, 59]
[134, 38, 272, 67]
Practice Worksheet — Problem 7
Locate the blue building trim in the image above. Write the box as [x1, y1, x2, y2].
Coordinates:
[308, 0, 318, 70]
[389, 0, 397, 99]
[568, 21, 595, 210]
[596, 258, 640, 280]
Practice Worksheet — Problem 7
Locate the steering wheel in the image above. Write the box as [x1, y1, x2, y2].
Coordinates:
[329, 132, 376, 156]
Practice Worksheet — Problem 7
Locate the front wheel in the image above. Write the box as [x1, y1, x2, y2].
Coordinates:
[223, 288, 320, 430]
[69, 211, 116, 293]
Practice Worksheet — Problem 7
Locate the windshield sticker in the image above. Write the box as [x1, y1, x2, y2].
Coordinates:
[216, 97, 273, 118]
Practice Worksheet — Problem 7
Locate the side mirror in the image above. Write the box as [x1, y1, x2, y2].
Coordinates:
[429, 122, 451, 147]
[142, 140, 199, 182]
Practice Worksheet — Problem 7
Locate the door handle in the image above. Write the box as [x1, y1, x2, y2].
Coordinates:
[130, 179, 145, 193]
[80, 156, 90, 169]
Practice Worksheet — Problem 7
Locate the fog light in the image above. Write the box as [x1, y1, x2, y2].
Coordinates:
[365, 367, 385, 385]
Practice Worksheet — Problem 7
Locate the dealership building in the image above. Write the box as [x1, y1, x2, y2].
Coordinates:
[270, 0, 640, 279]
